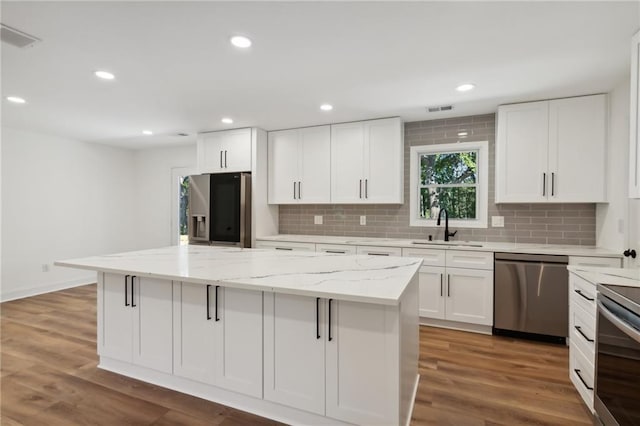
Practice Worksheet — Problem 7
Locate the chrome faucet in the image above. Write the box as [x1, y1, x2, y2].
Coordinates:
[437, 208, 458, 241]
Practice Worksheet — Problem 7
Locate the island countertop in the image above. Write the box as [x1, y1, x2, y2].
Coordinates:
[55, 245, 423, 306]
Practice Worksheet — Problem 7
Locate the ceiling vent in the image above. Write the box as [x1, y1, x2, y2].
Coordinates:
[427, 105, 454, 113]
[1, 24, 40, 48]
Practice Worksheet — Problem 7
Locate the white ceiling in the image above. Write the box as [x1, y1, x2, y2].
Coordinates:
[2, 1, 639, 149]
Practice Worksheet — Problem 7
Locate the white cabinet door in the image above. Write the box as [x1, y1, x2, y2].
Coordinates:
[197, 132, 226, 174]
[326, 299, 397, 425]
[549, 95, 606, 202]
[364, 118, 403, 203]
[197, 129, 252, 174]
[99, 273, 133, 362]
[213, 287, 263, 398]
[299, 125, 331, 203]
[268, 129, 300, 204]
[496, 101, 549, 202]
[221, 128, 252, 172]
[630, 30, 640, 199]
[418, 266, 446, 320]
[173, 282, 216, 385]
[445, 268, 494, 326]
[264, 293, 325, 415]
[331, 122, 365, 203]
[132, 276, 173, 373]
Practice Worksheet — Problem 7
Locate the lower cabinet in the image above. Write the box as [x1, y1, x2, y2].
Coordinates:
[568, 272, 597, 412]
[264, 292, 400, 425]
[173, 282, 263, 398]
[404, 248, 494, 327]
[99, 272, 173, 373]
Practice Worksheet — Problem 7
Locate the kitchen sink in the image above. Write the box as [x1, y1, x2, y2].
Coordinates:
[411, 240, 483, 248]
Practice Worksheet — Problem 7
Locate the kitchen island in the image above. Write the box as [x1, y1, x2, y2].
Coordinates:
[56, 245, 422, 426]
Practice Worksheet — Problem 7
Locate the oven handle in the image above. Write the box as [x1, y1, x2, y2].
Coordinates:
[597, 300, 640, 344]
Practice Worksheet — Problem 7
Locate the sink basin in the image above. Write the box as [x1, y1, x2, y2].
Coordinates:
[411, 240, 483, 248]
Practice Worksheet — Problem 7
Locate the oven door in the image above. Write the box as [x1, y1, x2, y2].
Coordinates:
[595, 295, 640, 425]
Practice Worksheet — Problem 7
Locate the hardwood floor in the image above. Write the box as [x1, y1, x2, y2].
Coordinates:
[1, 285, 593, 425]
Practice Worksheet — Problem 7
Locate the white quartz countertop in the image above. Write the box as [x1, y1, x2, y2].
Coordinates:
[568, 265, 640, 287]
[55, 245, 423, 306]
[257, 234, 621, 258]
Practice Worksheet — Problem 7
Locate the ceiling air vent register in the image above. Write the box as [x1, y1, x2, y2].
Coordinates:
[1, 24, 40, 48]
[427, 105, 454, 113]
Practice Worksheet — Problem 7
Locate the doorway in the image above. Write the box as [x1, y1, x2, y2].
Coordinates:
[171, 167, 196, 246]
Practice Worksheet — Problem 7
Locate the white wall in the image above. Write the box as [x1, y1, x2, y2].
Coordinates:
[133, 145, 196, 249]
[596, 79, 630, 252]
[1, 127, 138, 301]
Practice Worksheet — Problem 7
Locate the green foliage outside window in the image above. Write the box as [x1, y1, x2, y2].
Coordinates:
[179, 176, 190, 236]
[419, 151, 478, 220]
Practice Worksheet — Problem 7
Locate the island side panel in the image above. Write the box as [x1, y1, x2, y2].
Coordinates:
[399, 271, 420, 426]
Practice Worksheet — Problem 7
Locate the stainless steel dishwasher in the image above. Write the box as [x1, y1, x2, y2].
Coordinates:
[494, 252, 569, 343]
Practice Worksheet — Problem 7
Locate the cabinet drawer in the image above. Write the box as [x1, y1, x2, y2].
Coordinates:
[570, 273, 596, 316]
[569, 343, 594, 412]
[570, 302, 596, 362]
[402, 248, 446, 267]
[445, 250, 494, 270]
[255, 241, 316, 251]
[569, 256, 622, 268]
[316, 244, 357, 255]
[356, 246, 402, 257]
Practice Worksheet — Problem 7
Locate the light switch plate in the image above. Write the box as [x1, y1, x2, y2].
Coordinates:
[360, 215, 366, 226]
[491, 216, 505, 227]
[314, 215, 323, 225]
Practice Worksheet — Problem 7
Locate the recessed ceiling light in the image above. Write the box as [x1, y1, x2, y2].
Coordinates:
[456, 83, 475, 92]
[320, 104, 333, 111]
[95, 71, 115, 80]
[230, 36, 252, 48]
[458, 131, 468, 137]
[142, 130, 153, 135]
[221, 117, 234, 124]
[6, 96, 26, 104]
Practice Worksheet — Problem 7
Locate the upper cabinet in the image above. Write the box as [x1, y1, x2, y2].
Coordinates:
[268, 126, 331, 204]
[496, 94, 607, 203]
[197, 128, 252, 174]
[630, 31, 640, 199]
[331, 117, 404, 204]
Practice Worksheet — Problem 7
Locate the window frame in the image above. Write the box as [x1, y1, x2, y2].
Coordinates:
[409, 141, 489, 229]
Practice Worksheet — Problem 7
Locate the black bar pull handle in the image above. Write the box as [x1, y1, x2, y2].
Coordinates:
[574, 289, 594, 302]
[131, 276, 137, 307]
[551, 172, 555, 196]
[542, 173, 546, 196]
[328, 298, 333, 341]
[215, 285, 220, 321]
[574, 369, 593, 390]
[316, 298, 321, 339]
[365, 179, 368, 198]
[574, 325, 594, 343]
[440, 274, 443, 297]
[220, 151, 223, 169]
[447, 274, 451, 297]
[124, 275, 130, 306]
[206, 285, 212, 320]
[298, 181, 301, 199]
[359, 179, 362, 199]
[224, 150, 227, 168]
[293, 182, 296, 200]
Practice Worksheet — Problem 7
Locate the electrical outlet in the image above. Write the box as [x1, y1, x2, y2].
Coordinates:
[360, 215, 366, 226]
[42, 264, 50, 272]
[314, 215, 323, 225]
[491, 216, 505, 227]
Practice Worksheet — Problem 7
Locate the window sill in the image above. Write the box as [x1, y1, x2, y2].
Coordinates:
[409, 218, 488, 229]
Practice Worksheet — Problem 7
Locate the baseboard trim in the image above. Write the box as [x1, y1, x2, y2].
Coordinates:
[420, 317, 492, 335]
[0, 276, 96, 302]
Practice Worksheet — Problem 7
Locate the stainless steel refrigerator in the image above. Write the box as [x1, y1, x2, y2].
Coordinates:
[188, 172, 251, 247]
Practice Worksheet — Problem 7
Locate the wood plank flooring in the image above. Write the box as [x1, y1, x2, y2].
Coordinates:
[1, 284, 593, 425]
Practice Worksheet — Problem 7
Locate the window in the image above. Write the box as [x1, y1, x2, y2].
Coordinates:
[410, 141, 488, 228]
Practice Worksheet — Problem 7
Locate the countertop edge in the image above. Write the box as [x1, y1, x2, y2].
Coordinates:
[54, 259, 412, 306]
